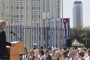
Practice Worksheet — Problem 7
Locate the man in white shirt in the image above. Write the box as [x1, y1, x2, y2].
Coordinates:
[82, 48, 88, 59]
[20, 48, 28, 60]
[39, 50, 45, 60]
[69, 50, 78, 60]
[85, 49, 90, 60]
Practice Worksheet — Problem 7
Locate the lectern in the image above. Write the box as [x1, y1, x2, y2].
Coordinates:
[8, 41, 24, 60]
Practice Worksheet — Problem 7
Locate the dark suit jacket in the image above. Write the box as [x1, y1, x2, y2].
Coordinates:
[29, 56, 36, 60]
[0, 28, 11, 59]
[46, 55, 52, 60]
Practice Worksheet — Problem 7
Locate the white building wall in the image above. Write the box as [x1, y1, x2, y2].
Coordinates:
[50, 0, 61, 18]
[0, 0, 62, 49]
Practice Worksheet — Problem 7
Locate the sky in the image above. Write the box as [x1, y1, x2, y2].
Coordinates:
[63, 0, 90, 27]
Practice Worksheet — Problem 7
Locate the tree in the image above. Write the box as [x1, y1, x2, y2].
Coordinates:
[70, 27, 90, 48]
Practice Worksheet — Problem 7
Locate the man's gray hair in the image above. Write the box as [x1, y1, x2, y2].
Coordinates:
[0, 20, 6, 27]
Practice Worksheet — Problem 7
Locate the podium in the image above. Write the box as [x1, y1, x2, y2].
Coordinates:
[8, 41, 24, 60]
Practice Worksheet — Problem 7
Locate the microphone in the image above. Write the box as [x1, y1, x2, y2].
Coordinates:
[10, 31, 21, 41]
[10, 31, 17, 35]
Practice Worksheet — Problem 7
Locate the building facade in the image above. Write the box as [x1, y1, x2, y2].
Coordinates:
[0, 0, 62, 50]
[49, 0, 61, 18]
[73, 1, 83, 28]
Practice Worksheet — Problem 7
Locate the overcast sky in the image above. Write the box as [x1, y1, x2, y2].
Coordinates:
[63, 0, 90, 27]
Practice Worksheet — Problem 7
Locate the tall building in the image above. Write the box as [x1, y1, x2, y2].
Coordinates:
[30, 0, 61, 48]
[0, 0, 29, 44]
[50, 0, 61, 18]
[73, 1, 83, 28]
[0, 0, 62, 50]
[0, 0, 61, 28]
[0, 0, 27, 25]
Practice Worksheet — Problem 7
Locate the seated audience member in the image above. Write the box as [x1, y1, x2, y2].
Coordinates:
[44, 49, 52, 60]
[69, 50, 78, 60]
[78, 51, 85, 60]
[20, 48, 28, 60]
[28, 50, 36, 60]
[39, 50, 45, 60]
[85, 49, 90, 60]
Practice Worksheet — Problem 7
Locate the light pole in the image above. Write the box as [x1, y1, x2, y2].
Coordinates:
[86, 39, 87, 48]
[1, 0, 4, 20]
[61, 0, 64, 45]
[83, 30, 88, 48]
[85, 30, 87, 48]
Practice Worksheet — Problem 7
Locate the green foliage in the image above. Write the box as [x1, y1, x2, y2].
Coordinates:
[70, 27, 90, 48]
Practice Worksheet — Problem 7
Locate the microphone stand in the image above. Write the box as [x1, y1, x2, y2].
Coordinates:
[11, 32, 21, 41]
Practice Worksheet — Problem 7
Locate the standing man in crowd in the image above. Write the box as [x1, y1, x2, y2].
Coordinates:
[44, 49, 52, 60]
[0, 20, 14, 60]
[85, 49, 90, 60]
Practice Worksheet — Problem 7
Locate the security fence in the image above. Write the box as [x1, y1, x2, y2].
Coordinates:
[6, 25, 65, 51]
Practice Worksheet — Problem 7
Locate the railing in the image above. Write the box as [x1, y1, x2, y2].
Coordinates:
[6, 25, 64, 50]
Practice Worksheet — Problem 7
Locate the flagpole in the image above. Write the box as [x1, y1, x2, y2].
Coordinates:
[61, 0, 64, 45]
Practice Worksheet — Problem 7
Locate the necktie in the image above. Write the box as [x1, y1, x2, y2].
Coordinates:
[57, 58, 59, 60]
[72, 58, 73, 60]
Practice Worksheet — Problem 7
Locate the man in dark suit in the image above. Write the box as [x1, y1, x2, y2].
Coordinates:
[44, 49, 52, 60]
[0, 20, 12, 59]
[28, 50, 36, 60]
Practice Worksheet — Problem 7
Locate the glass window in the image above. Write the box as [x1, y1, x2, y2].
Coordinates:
[11, 19, 13, 23]
[11, 6, 13, 9]
[39, 15, 40, 18]
[16, 6, 19, 9]
[6, 6, 8, 9]
[16, 15, 19, 18]
[11, 15, 13, 17]
[32, 7, 33, 10]
[27, 7, 28, 9]
[21, 15, 23, 18]
[21, 6, 24, 9]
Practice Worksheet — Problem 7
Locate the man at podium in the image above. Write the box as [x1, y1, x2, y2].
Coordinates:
[0, 20, 14, 60]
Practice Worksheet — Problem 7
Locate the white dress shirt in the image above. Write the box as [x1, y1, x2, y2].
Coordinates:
[85, 56, 90, 60]
[39, 55, 45, 60]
